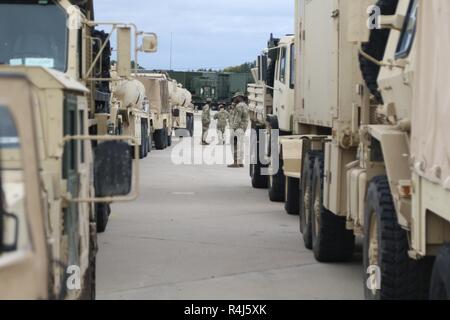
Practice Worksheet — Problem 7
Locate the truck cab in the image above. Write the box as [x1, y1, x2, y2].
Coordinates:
[0, 74, 49, 299]
[272, 36, 295, 133]
[0, 0, 147, 299]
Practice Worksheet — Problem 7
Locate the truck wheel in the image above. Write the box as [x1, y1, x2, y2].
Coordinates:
[80, 256, 96, 300]
[268, 153, 285, 202]
[140, 121, 148, 159]
[167, 129, 172, 147]
[360, 0, 399, 104]
[145, 123, 150, 156]
[147, 130, 152, 154]
[80, 215, 97, 300]
[250, 128, 269, 189]
[430, 244, 450, 300]
[139, 141, 145, 159]
[139, 127, 146, 159]
[96, 203, 110, 234]
[300, 151, 320, 250]
[186, 114, 194, 137]
[285, 177, 300, 215]
[154, 129, 166, 150]
[311, 154, 355, 262]
[251, 163, 269, 189]
[364, 176, 433, 300]
[189, 115, 195, 137]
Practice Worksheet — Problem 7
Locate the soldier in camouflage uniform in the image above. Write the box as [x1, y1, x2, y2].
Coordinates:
[202, 98, 212, 145]
[229, 93, 249, 168]
[214, 105, 229, 145]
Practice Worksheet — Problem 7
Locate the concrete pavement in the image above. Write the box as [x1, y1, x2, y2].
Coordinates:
[97, 114, 364, 300]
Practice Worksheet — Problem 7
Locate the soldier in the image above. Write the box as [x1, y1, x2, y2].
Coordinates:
[228, 92, 249, 168]
[214, 104, 229, 145]
[202, 98, 212, 145]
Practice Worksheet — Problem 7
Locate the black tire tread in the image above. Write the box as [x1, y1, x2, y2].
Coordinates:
[285, 177, 300, 215]
[430, 244, 450, 300]
[268, 154, 285, 202]
[300, 151, 321, 250]
[364, 176, 433, 300]
[312, 154, 355, 263]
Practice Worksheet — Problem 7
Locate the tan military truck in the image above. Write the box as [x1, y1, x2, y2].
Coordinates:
[111, 76, 152, 157]
[135, 73, 173, 150]
[169, 80, 195, 138]
[0, 0, 151, 299]
[248, 35, 296, 213]
[268, 0, 450, 299]
[0, 74, 49, 300]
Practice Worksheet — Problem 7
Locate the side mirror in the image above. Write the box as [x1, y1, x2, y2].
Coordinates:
[94, 141, 132, 197]
[139, 33, 158, 53]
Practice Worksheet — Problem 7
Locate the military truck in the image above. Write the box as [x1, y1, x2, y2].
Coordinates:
[0, 74, 50, 299]
[169, 71, 254, 110]
[111, 76, 152, 157]
[0, 0, 153, 299]
[256, 0, 450, 299]
[135, 73, 173, 150]
[169, 79, 195, 138]
[248, 34, 295, 212]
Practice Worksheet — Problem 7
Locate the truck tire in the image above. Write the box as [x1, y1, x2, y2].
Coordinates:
[140, 120, 149, 159]
[250, 128, 269, 189]
[300, 151, 321, 250]
[167, 129, 172, 147]
[364, 176, 433, 300]
[187, 114, 194, 137]
[430, 244, 450, 300]
[154, 128, 166, 150]
[80, 256, 96, 300]
[147, 129, 152, 154]
[285, 177, 300, 215]
[359, 0, 399, 104]
[96, 203, 110, 234]
[139, 140, 145, 159]
[311, 154, 355, 262]
[251, 163, 269, 189]
[268, 154, 285, 202]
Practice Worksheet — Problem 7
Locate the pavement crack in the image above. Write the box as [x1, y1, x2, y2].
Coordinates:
[112, 233, 306, 254]
[98, 262, 319, 298]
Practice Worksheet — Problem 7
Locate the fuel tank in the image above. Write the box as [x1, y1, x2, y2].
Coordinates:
[113, 79, 146, 110]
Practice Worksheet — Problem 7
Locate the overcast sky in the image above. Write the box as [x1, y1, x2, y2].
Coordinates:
[94, 0, 294, 71]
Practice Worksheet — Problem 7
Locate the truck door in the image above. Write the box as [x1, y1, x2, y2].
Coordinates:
[302, 0, 339, 126]
[273, 40, 295, 132]
[0, 75, 49, 299]
[62, 94, 80, 269]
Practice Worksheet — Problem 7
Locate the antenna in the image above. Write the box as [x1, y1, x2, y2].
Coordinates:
[170, 32, 173, 70]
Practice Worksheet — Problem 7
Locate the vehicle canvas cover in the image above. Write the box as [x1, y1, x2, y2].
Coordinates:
[411, 0, 450, 189]
[139, 77, 169, 114]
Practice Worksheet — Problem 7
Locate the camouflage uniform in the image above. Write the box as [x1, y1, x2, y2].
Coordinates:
[230, 101, 249, 165]
[214, 108, 229, 144]
[202, 104, 211, 144]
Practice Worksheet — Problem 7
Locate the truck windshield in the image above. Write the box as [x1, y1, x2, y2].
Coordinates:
[0, 0, 68, 72]
[395, 0, 419, 59]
